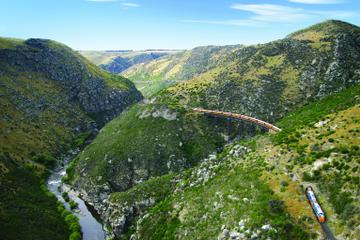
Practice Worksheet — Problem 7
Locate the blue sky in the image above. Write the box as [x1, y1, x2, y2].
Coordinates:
[1, 0, 359, 50]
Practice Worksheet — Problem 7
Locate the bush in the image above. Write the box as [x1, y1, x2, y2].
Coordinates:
[32, 154, 56, 168]
[311, 148, 334, 159]
[65, 214, 79, 226]
[56, 201, 81, 239]
[280, 181, 289, 187]
[69, 232, 81, 240]
[303, 172, 312, 181]
[62, 192, 70, 202]
[312, 170, 321, 180]
[62, 175, 70, 184]
[268, 199, 284, 214]
[351, 145, 359, 151]
[72, 131, 92, 148]
[338, 145, 350, 154]
[69, 200, 78, 210]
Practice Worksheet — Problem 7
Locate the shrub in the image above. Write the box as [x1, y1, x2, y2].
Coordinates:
[268, 199, 284, 214]
[296, 145, 308, 155]
[322, 163, 331, 171]
[69, 232, 81, 240]
[32, 154, 56, 168]
[338, 145, 350, 154]
[351, 145, 359, 151]
[280, 181, 289, 187]
[69, 200, 78, 210]
[303, 172, 312, 181]
[312, 170, 321, 180]
[72, 131, 92, 148]
[62, 192, 70, 202]
[62, 175, 70, 184]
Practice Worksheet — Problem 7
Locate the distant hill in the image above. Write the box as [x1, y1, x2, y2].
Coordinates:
[123, 45, 243, 96]
[67, 20, 360, 239]
[79, 50, 179, 73]
[0, 37, 142, 240]
[100, 52, 170, 74]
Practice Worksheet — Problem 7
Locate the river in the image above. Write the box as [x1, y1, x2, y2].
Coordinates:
[47, 153, 106, 240]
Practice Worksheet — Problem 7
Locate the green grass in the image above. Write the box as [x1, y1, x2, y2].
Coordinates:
[69, 103, 230, 192]
[287, 20, 360, 39]
[0, 36, 140, 240]
[0, 37, 24, 49]
[111, 85, 360, 239]
[274, 84, 360, 144]
[0, 156, 70, 240]
[136, 154, 309, 239]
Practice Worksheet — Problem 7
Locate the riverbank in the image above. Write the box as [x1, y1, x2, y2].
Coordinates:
[47, 151, 106, 240]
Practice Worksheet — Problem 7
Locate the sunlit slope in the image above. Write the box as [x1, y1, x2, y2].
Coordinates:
[68, 20, 360, 239]
[103, 84, 359, 240]
[123, 45, 242, 96]
[0, 37, 142, 240]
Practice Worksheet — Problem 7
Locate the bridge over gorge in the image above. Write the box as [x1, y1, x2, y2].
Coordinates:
[193, 108, 282, 133]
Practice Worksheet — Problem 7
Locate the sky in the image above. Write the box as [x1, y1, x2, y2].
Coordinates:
[1, 0, 359, 50]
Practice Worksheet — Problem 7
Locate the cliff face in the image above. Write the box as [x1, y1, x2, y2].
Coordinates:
[0, 37, 142, 240]
[1, 38, 143, 126]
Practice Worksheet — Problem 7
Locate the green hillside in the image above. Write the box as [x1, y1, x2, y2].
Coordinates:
[122, 45, 242, 96]
[79, 50, 179, 74]
[0, 37, 142, 240]
[67, 20, 360, 239]
[105, 84, 359, 240]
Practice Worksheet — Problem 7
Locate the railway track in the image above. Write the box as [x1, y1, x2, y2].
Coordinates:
[321, 223, 336, 240]
[194, 108, 337, 239]
[193, 108, 282, 132]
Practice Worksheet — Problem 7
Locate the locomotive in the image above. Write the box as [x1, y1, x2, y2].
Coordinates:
[305, 186, 326, 223]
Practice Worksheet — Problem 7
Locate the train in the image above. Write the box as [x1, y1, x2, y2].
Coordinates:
[305, 186, 326, 223]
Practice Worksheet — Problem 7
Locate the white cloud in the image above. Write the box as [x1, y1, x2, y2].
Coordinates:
[185, 3, 355, 27]
[231, 4, 309, 22]
[289, 0, 345, 4]
[121, 2, 140, 7]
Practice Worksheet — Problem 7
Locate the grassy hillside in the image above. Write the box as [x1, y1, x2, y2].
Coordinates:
[0, 37, 142, 240]
[123, 45, 242, 96]
[67, 20, 360, 238]
[105, 84, 359, 240]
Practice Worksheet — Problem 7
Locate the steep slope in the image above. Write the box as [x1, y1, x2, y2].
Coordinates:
[68, 20, 360, 238]
[0, 37, 142, 240]
[104, 84, 359, 239]
[123, 45, 242, 96]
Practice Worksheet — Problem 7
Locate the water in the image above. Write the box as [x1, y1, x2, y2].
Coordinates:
[47, 156, 106, 240]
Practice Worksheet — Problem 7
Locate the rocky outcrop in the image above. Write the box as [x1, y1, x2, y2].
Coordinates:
[0, 38, 143, 126]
